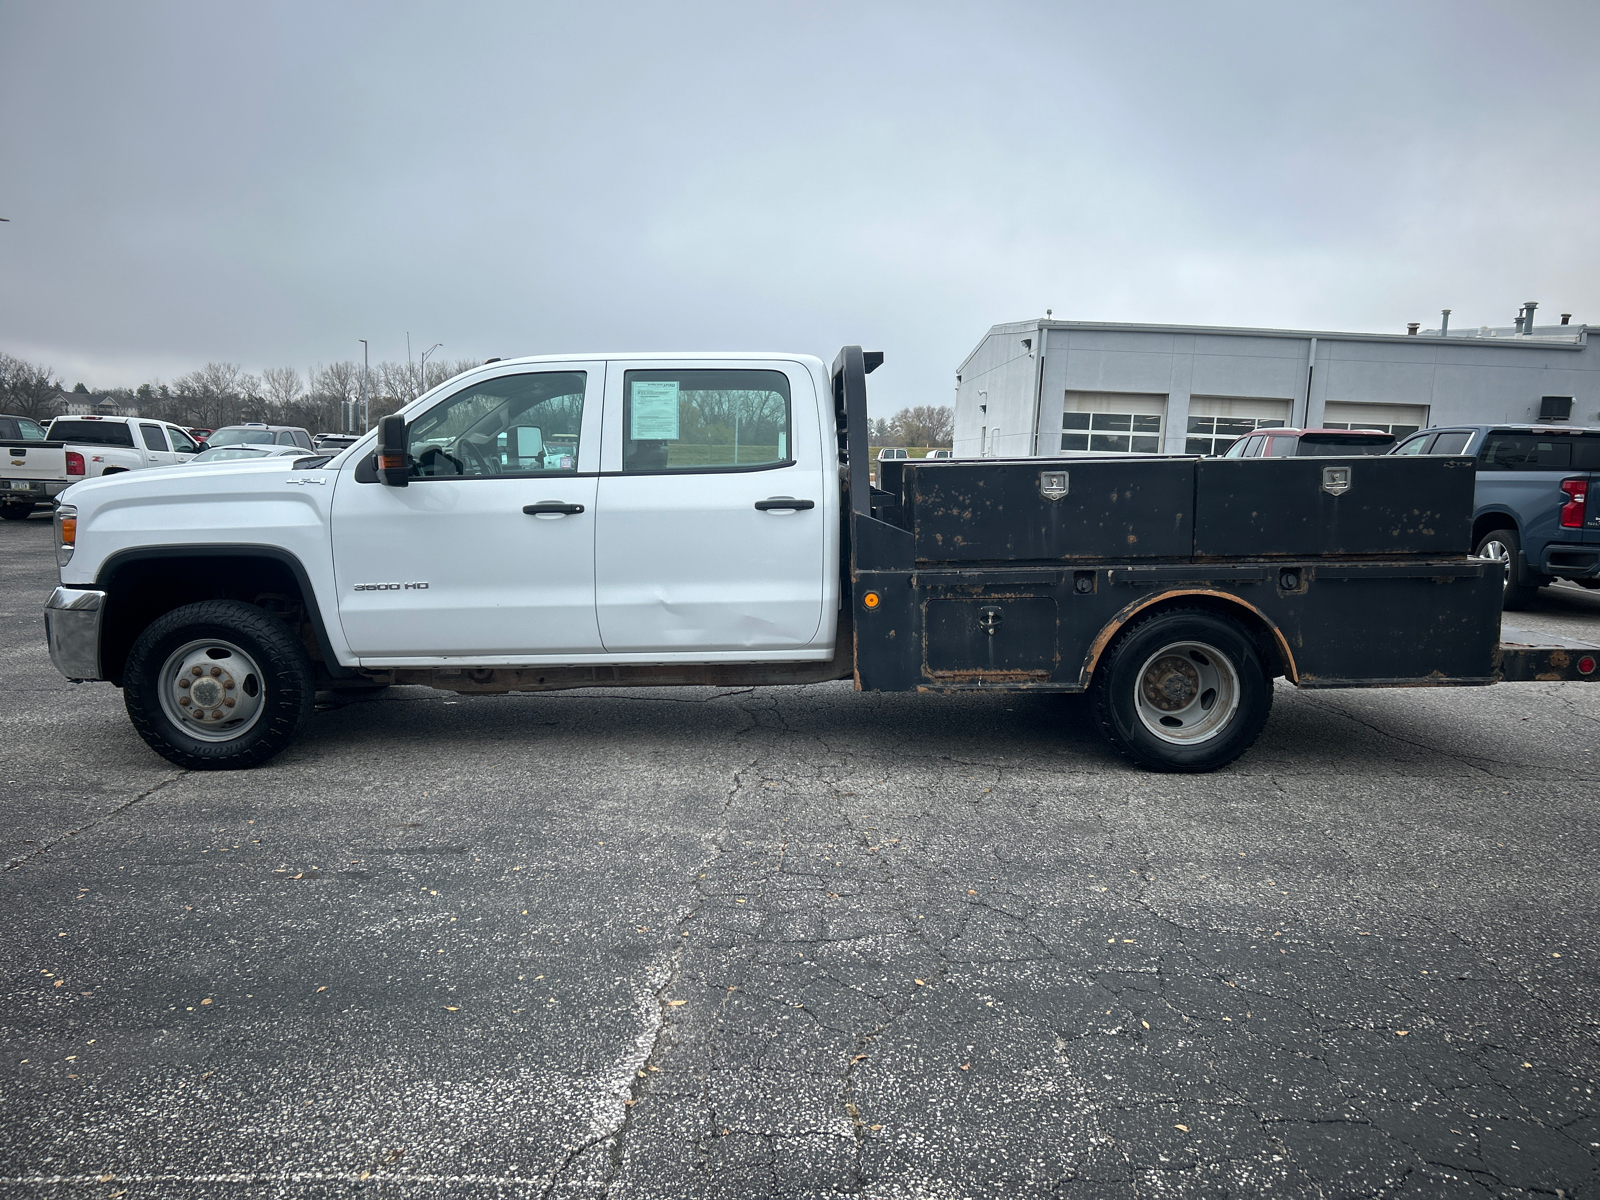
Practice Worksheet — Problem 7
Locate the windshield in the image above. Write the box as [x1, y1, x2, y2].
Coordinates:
[206, 428, 275, 448]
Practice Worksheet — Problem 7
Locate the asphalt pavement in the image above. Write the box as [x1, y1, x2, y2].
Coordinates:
[2, 510, 1598, 1198]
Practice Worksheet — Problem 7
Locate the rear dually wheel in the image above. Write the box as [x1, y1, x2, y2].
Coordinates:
[1090, 608, 1273, 773]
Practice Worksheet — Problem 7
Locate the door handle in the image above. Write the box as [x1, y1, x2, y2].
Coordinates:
[522, 502, 585, 515]
[754, 498, 815, 511]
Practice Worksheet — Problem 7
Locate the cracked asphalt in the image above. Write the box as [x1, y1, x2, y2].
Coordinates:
[3, 512, 1600, 1198]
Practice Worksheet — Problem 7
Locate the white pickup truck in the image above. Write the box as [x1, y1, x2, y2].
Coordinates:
[4, 415, 204, 519]
[40, 347, 1600, 775]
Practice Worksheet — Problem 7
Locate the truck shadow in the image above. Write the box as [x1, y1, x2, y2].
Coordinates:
[294, 677, 1583, 782]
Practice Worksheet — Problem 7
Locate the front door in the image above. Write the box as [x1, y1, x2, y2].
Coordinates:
[331, 364, 605, 660]
[138, 422, 179, 466]
[594, 361, 829, 655]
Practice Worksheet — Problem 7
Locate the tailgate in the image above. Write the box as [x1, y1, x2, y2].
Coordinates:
[2, 440, 68, 483]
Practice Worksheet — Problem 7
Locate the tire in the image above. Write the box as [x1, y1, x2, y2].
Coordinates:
[1475, 527, 1539, 611]
[1090, 608, 1273, 773]
[123, 600, 315, 770]
[0, 504, 33, 521]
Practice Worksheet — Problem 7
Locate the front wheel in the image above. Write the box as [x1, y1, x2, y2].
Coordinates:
[123, 600, 315, 769]
[1090, 608, 1273, 773]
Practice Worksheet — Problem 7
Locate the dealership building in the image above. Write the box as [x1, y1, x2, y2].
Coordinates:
[952, 311, 1598, 459]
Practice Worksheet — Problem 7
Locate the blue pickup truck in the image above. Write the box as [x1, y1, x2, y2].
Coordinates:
[1391, 424, 1600, 609]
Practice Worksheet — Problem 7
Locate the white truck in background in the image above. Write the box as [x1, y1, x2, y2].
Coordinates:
[2, 415, 206, 520]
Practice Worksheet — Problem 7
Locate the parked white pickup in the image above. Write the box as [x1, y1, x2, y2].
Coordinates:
[45, 415, 207, 478]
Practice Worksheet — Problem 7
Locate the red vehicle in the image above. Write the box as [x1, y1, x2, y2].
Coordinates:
[187, 428, 213, 441]
[1221, 427, 1395, 458]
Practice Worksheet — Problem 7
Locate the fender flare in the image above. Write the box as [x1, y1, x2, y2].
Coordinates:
[1078, 588, 1298, 687]
[94, 543, 355, 678]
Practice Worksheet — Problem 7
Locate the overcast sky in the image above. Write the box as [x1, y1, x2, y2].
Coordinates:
[3, 0, 1597, 413]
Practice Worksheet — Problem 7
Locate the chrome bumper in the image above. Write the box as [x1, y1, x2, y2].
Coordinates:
[44, 586, 106, 681]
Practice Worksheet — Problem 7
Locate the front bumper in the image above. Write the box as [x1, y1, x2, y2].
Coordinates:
[44, 586, 107, 681]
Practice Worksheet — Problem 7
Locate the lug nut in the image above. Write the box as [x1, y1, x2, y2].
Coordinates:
[179, 696, 191, 706]
[210, 666, 222, 677]
[179, 677, 190, 689]
[224, 678, 234, 690]
[191, 666, 203, 677]
[210, 710, 223, 720]
[224, 697, 236, 708]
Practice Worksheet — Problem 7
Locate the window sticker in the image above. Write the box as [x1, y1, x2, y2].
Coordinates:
[630, 381, 681, 440]
[778, 432, 787, 460]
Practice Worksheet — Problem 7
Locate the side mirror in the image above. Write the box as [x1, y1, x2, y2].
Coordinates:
[194, 441, 209, 453]
[377, 415, 409, 487]
[512, 426, 544, 459]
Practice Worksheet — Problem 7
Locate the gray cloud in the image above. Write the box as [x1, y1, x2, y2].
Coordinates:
[2, 0, 1597, 412]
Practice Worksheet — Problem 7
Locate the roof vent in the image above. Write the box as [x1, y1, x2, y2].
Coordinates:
[1539, 395, 1573, 422]
[1406, 323, 1420, 335]
[1561, 313, 1572, 325]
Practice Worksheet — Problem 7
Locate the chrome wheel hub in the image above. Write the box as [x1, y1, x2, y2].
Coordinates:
[158, 639, 266, 742]
[1133, 640, 1240, 745]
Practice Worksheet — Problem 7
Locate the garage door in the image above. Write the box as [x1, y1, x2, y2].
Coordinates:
[1185, 395, 1292, 456]
[1061, 391, 1166, 454]
[1323, 402, 1428, 438]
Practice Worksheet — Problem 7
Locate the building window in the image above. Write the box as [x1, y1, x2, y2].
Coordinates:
[1321, 402, 1427, 440]
[1062, 411, 1162, 453]
[1185, 416, 1284, 456]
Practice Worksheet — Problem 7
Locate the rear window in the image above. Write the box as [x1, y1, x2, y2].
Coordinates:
[49, 420, 135, 447]
[1478, 433, 1600, 471]
[1295, 434, 1394, 456]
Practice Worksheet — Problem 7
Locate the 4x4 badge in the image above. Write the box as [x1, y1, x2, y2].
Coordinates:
[1321, 466, 1351, 496]
[1040, 470, 1069, 500]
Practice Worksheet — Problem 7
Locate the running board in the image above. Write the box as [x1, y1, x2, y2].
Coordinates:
[1496, 627, 1600, 682]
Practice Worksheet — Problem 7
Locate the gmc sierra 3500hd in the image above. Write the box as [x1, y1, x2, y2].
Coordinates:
[42, 347, 1600, 773]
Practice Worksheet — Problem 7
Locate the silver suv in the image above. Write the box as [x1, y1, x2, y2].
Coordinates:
[206, 423, 316, 451]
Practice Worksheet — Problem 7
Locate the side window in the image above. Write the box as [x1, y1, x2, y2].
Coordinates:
[276, 431, 298, 445]
[167, 427, 199, 453]
[1264, 436, 1293, 457]
[139, 423, 168, 451]
[1241, 435, 1265, 457]
[1430, 432, 1471, 455]
[294, 430, 315, 450]
[407, 370, 587, 478]
[1392, 434, 1431, 455]
[622, 369, 791, 472]
[1222, 436, 1250, 458]
[1479, 435, 1574, 470]
[0, 418, 16, 440]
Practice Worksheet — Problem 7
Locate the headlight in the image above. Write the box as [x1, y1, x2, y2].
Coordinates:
[54, 504, 76, 567]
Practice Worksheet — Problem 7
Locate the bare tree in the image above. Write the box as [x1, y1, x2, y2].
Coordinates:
[0, 353, 65, 420]
[261, 366, 305, 414]
[890, 405, 953, 448]
[172, 362, 259, 430]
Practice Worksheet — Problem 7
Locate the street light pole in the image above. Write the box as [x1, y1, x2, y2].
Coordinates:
[421, 343, 443, 395]
[358, 339, 369, 433]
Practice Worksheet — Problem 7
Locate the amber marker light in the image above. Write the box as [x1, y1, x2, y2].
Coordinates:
[862, 591, 880, 610]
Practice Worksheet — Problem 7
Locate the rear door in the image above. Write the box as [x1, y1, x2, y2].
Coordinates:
[593, 360, 829, 655]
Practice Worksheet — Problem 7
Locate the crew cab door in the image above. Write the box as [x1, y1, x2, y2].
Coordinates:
[137, 422, 178, 466]
[330, 363, 605, 660]
[593, 360, 828, 654]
